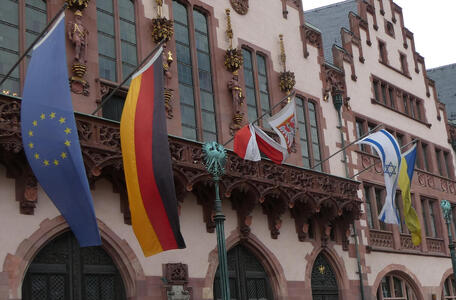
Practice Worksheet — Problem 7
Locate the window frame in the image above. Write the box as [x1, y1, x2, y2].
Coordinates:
[443, 275, 456, 300]
[295, 95, 323, 170]
[420, 197, 441, 238]
[241, 46, 273, 128]
[96, 0, 140, 84]
[0, 0, 48, 95]
[172, 0, 219, 142]
[376, 274, 418, 300]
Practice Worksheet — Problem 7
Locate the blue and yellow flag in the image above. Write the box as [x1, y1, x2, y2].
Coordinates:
[20, 13, 101, 247]
[398, 144, 422, 245]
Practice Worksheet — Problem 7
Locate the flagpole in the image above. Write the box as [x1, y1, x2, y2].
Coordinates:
[222, 91, 296, 147]
[350, 139, 417, 179]
[0, 3, 68, 88]
[91, 39, 166, 115]
[311, 123, 384, 170]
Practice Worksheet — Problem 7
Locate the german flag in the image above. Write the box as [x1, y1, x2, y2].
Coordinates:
[120, 47, 186, 256]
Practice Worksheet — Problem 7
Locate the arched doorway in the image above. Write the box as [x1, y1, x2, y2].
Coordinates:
[213, 244, 274, 300]
[22, 231, 126, 300]
[311, 253, 339, 300]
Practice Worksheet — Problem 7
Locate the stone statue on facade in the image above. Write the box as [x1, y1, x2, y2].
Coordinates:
[68, 10, 88, 63]
[228, 74, 245, 134]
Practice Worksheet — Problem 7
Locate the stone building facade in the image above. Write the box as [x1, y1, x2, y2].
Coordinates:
[0, 0, 454, 299]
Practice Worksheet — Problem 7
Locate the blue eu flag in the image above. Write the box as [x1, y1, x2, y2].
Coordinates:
[21, 13, 101, 247]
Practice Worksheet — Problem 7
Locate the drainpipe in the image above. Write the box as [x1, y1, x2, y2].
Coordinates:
[332, 91, 365, 300]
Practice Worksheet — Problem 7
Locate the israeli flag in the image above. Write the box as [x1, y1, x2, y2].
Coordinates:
[356, 129, 401, 224]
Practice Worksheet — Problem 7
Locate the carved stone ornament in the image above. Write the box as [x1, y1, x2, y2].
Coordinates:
[164, 263, 189, 285]
[164, 88, 174, 119]
[70, 62, 90, 96]
[224, 48, 243, 74]
[230, 0, 249, 15]
[151, 17, 174, 43]
[279, 71, 296, 94]
[0, 94, 362, 239]
[68, 10, 90, 96]
[228, 74, 244, 135]
[66, 0, 90, 10]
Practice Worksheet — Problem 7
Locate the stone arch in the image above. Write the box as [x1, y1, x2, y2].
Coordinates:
[304, 247, 351, 300]
[204, 230, 288, 300]
[371, 264, 424, 300]
[2, 215, 145, 299]
[439, 268, 454, 299]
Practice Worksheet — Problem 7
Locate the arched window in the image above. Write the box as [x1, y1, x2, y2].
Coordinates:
[311, 253, 339, 300]
[0, 0, 47, 95]
[173, 0, 217, 142]
[213, 244, 274, 300]
[443, 275, 456, 299]
[376, 273, 417, 300]
[22, 231, 126, 300]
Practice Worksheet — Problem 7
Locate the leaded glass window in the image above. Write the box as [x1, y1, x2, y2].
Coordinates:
[97, 0, 137, 83]
[242, 48, 271, 128]
[0, 0, 46, 95]
[214, 245, 273, 300]
[173, 1, 217, 142]
[376, 274, 418, 300]
[443, 276, 456, 299]
[296, 96, 322, 170]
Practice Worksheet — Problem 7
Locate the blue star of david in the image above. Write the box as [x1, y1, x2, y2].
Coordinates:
[383, 162, 397, 177]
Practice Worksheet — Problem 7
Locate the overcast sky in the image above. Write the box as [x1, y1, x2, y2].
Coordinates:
[302, 0, 456, 69]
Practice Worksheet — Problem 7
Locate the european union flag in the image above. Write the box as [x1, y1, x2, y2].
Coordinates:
[21, 13, 101, 247]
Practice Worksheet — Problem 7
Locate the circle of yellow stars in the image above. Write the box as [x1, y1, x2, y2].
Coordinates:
[27, 112, 71, 167]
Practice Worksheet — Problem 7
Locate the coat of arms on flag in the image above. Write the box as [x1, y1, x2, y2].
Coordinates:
[234, 97, 297, 165]
[267, 98, 297, 153]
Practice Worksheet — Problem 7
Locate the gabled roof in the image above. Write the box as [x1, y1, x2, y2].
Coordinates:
[427, 64, 456, 120]
[304, 0, 358, 63]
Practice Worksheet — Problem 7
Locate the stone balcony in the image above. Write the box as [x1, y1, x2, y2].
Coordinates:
[0, 94, 361, 244]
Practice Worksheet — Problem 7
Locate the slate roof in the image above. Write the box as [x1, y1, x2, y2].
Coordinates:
[304, 0, 358, 63]
[427, 64, 456, 120]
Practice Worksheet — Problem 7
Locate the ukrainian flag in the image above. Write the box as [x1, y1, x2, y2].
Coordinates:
[398, 144, 422, 245]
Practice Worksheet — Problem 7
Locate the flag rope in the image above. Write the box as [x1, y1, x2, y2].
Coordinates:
[311, 123, 384, 170]
[0, 3, 68, 88]
[91, 39, 166, 115]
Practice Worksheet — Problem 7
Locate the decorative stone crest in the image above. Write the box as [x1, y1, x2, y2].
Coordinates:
[279, 71, 296, 94]
[66, 0, 90, 10]
[151, 17, 174, 43]
[278, 34, 295, 108]
[224, 48, 243, 74]
[230, 0, 249, 15]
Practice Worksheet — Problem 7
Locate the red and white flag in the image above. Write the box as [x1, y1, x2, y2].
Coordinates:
[267, 97, 297, 153]
[233, 124, 261, 161]
[234, 124, 288, 164]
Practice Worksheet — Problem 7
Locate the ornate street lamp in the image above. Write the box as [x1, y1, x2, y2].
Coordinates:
[202, 142, 230, 300]
[441, 200, 456, 280]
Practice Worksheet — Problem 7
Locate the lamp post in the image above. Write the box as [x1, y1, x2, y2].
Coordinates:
[441, 200, 456, 280]
[202, 141, 230, 300]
